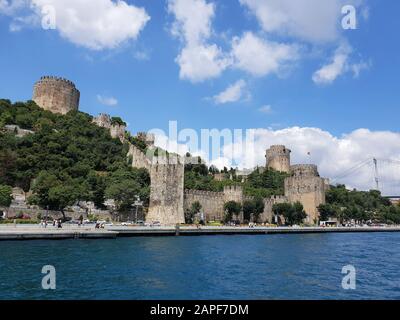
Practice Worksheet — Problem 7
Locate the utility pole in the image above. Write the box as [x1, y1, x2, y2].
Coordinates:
[373, 158, 380, 191]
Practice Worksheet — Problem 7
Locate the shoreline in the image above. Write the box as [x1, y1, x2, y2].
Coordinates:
[1, 225, 400, 240]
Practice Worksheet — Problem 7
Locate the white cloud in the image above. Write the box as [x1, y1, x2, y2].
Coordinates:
[152, 125, 400, 195]
[0, 0, 27, 15]
[239, 0, 362, 43]
[168, 0, 230, 82]
[312, 43, 369, 84]
[169, 0, 214, 46]
[8, 13, 38, 31]
[351, 60, 371, 78]
[312, 43, 351, 84]
[2, 0, 150, 50]
[176, 44, 231, 82]
[212, 79, 247, 104]
[97, 95, 118, 107]
[220, 127, 400, 195]
[259, 105, 273, 114]
[231, 32, 298, 77]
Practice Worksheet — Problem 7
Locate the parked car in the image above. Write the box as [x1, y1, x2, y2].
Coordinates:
[121, 221, 134, 226]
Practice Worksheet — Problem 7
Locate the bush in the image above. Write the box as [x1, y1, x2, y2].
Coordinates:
[0, 219, 39, 224]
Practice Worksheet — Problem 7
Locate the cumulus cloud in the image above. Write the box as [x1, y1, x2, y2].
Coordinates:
[312, 43, 369, 84]
[212, 79, 248, 104]
[176, 44, 231, 82]
[0, 0, 27, 15]
[232, 32, 298, 77]
[152, 125, 400, 195]
[1, 0, 150, 50]
[168, 0, 231, 82]
[239, 0, 362, 43]
[220, 127, 400, 195]
[97, 95, 118, 107]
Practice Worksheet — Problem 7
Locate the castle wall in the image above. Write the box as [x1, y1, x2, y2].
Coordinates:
[129, 144, 186, 225]
[223, 185, 243, 203]
[146, 156, 185, 225]
[184, 186, 247, 222]
[284, 165, 326, 224]
[260, 195, 288, 224]
[266, 145, 291, 173]
[184, 190, 225, 221]
[128, 144, 151, 171]
[33, 76, 80, 115]
[93, 113, 126, 142]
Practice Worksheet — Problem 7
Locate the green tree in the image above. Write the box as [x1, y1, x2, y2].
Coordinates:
[243, 198, 264, 222]
[273, 202, 306, 226]
[48, 184, 81, 220]
[224, 201, 242, 223]
[0, 185, 12, 207]
[0, 100, 151, 216]
[318, 203, 339, 221]
[185, 201, 202, 224]
[253, 197, 265, 222]
[242, 200, 255, 222]
[105, 168, 150, 213]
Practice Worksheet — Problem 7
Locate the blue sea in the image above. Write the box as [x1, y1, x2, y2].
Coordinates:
[0, 233, 400, 300]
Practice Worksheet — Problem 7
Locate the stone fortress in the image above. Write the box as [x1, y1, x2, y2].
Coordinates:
[31, 76, 328, 225]
[33, 76, 80, 115]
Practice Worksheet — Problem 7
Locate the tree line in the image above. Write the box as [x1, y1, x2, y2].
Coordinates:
[0, 99, 150, 219]
[318, 185, 400, 225]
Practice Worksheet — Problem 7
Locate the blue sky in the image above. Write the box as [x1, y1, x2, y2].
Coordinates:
[1, 0, 400, 192]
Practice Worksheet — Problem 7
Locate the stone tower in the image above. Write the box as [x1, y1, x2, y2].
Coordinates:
[93, 113, 126, 142]
[284, 164, 326, 224]
[266, 145, 291, 173]
[33, 76, 80, 115]
[146, 155, 185, 225]
[223, 185, 243, 203]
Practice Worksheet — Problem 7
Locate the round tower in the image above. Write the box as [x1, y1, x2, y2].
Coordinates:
[266, 145, 291, 173]
[290, 164, 319, 177]
[33, 76, 80, 115]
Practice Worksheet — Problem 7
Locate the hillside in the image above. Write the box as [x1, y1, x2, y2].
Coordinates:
[0, 99, 150, 214]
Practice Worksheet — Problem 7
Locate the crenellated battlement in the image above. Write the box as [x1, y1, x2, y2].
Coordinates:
[93, 113, 126, 142]
[33, 76, 80, 115]
[266, 145, 291, 173]
[185, 189, 223, 197]
[37, 76, 77, 87]
[137, 132, 155, 147]
[264, 195, 288, 204]
[223, 185, 242, 192]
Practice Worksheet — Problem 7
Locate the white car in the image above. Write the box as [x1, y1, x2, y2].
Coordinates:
[121, 221, 134, 226]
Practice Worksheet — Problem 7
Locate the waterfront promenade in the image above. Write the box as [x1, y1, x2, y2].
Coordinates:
[1, 224, 400, 240]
